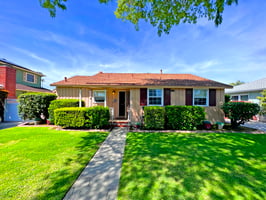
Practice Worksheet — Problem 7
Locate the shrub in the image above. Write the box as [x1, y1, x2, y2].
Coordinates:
[165, 106, 205, 130]
[48, 99, 85, 124]
[222, 102, 260, 128]
[18, 92, 57, 122]
[54, 106, 110, 129]
[144, 106, 165, 130]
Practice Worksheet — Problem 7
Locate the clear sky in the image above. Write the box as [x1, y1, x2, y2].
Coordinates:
[0, 0, 266, 89]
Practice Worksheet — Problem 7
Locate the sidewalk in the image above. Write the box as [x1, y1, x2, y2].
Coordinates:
[63, 127, 127, 200]
[242, 121, 266, 132]
[0, 121, 22, 130]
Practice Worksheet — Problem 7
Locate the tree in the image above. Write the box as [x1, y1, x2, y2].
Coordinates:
[222, 102, 260, 128]
[229, 80, 245, 86]
[39, 0, 238, 35]
[18, 92, 57, 122]
[257, 90, 266, 115]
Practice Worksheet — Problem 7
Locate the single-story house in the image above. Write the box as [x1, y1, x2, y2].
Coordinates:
[51, 72, 233, 124]
[225, 77, 266, 122]
[225, 78, 266, 104]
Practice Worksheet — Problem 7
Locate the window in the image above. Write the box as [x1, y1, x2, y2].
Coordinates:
[24, 72, 36, 83]
[193, 89, 208, 106]
[148, 89, 163, 106]
[240, 95, 248, 101]
[94, 90, 106, 103]
[231, 96, 239, 101]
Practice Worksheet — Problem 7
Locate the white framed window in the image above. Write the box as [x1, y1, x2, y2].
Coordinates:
[240, 94, 248, 101]
[148, 88, 163, 106]
[230, 94, 249, 101]
[93, 90, 106, 103]
[231, 95, 239, 101]
[24, 72, 36, 83]
[193, 89, 208, 106]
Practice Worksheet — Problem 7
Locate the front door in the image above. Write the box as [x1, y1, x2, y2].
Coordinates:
[119, 91, 126, 117]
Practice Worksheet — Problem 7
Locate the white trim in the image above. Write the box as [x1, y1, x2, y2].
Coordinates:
[93, 90, 106, 105]
[79, 89, 82, 107]
[193, 89, 209, 106]
[23, 72, 37, 84]
[147, 88, 164, 106]
[230, 94, 249, 101]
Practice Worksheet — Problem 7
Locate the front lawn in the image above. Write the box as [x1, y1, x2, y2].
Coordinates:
[0, 127, 108, 200]
[118, 132, 266, 200]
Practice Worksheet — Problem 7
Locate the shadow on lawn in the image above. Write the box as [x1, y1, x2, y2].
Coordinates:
[119, 132, 266, 200]
[32, 132, 108, 200]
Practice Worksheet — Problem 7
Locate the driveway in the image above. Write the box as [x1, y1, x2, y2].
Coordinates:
[242, 121, 266, 132]
[0, 122, 22, 130]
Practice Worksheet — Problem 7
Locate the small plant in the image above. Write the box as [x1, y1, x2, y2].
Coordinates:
[257, 90, 266, 115]
[222, 102, 260, 128]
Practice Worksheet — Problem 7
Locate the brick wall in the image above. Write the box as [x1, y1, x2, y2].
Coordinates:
[0, 66, 16, 98]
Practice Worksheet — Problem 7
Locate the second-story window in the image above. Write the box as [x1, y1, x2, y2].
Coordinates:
[24, 72, 36, 83]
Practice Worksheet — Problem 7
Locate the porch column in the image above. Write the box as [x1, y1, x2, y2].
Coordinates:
[79, 88, 82, 107]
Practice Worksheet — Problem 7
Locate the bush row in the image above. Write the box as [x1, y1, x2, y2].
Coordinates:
[144, 106, 205, 130]
[48, 99, 85, 124]
[54, 106, 110, 129]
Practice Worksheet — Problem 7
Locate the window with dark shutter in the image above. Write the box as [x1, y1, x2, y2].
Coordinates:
[185, 89, 193, 105]
[140, 88, 147, 106]
[209, 89, 216, 106]
[164, 88, 171, 105]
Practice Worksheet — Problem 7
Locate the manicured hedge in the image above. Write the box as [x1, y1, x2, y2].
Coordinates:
[54, 106, 110, 129]
[143, 105, 205, 130]
[48, 99, 85, 124]
[165, 106, 205, 130]
[222, 102, 260, 128]
[18, 92, 57, 122]
[144, 106, 165, 130]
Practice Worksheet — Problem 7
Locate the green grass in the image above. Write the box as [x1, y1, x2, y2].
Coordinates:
[118, 132, 266, 200]
[0, 127, 108, 200]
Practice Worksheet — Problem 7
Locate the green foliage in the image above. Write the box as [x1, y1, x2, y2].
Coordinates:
[257, 90, 266, 115]
[229, 80, 245, 86]
[18, 92, 57, 121]
[225, 94, 231, 103]
[40, 0, 238, 36]
[222, 102, 260, 128]
[144, 106, 165, 130]
[54, 106, 110, 129]
[48, 99, 85, 124]
[165, 106, 205, 130]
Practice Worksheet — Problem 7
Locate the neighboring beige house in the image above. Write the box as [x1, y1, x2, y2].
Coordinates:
[51, 72, 232, 124]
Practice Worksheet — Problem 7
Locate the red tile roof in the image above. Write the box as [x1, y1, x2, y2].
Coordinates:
[16, 84, 53, 93]
[51, 72, 232, 88]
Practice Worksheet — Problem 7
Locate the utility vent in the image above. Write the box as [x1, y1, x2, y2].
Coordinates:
[0, 84, 4, 89]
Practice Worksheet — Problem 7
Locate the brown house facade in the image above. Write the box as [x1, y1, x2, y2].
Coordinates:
[51, 72, 232, 123]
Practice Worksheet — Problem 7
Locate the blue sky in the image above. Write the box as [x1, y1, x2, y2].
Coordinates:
[1, 0, 266, 89]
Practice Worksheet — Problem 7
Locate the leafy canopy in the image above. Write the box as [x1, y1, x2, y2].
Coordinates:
[40, 0, 238, 35]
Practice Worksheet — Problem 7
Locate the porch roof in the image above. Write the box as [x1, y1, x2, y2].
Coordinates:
[51, 72, 232, 88]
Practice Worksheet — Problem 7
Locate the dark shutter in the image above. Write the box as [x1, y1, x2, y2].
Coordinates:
[140, 88, 147, 106]
[209, 89, 216, 106]
[185, 89, 193, 105]
[164, 88, 171, 105]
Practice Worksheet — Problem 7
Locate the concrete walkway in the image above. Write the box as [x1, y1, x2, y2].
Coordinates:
[0, 121, 22, 130]
[242, 121, 266, 132]
[63, 127, 128, 200]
